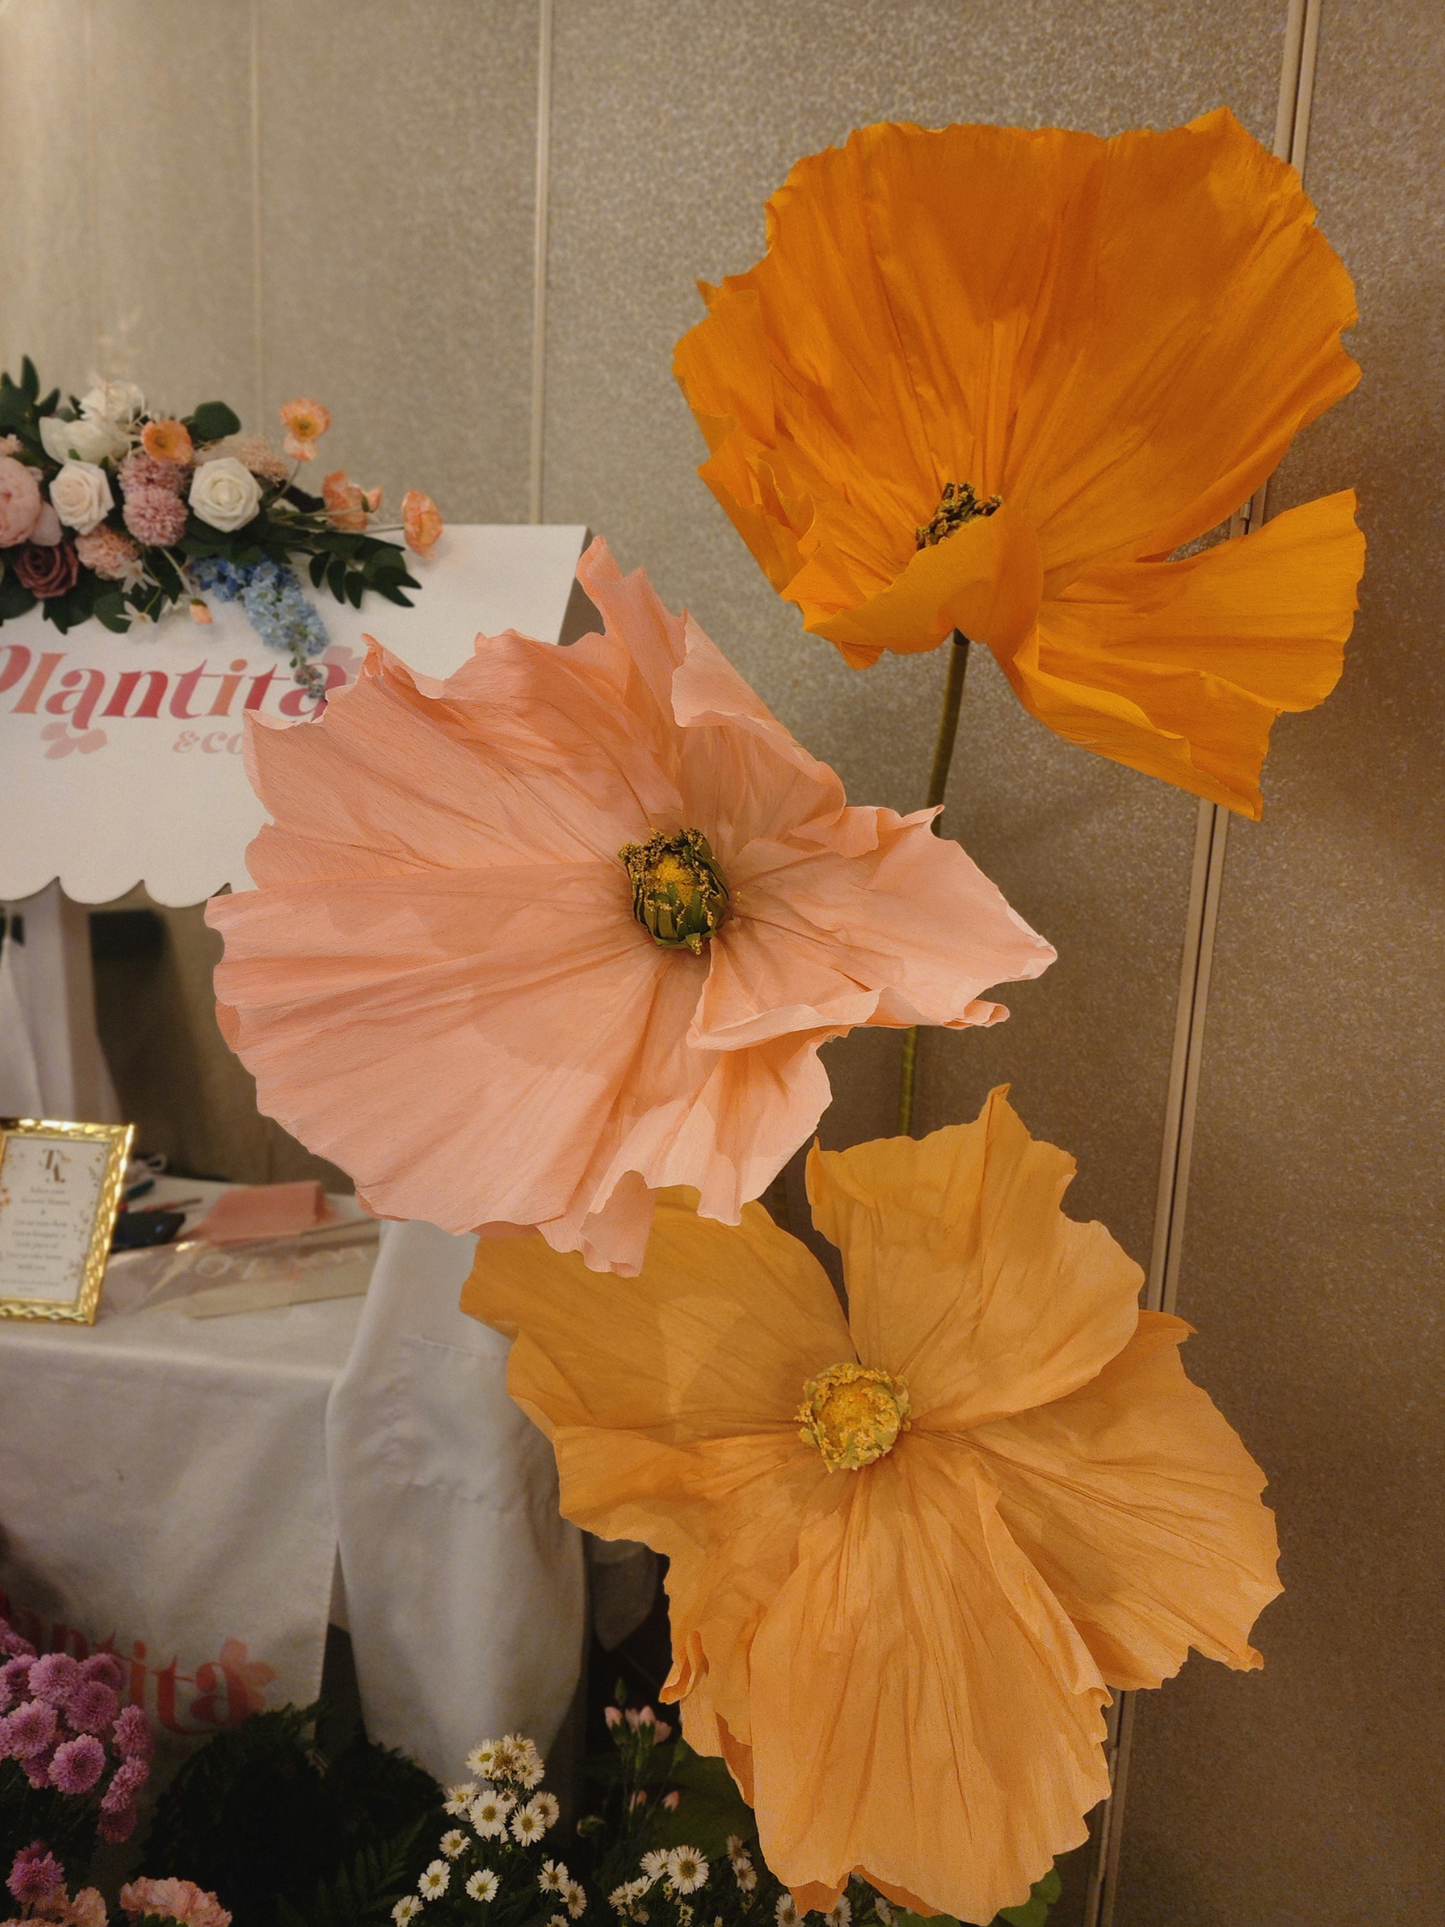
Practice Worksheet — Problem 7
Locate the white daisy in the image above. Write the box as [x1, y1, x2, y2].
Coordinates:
[825, 1900, 851, 1927]
[443, 1780, 479, 1816]
[549, 1917, 569, 1927]
[491, 1737, 519, 1779]
[736, 1870, 757, 1894]
[512, 1805, 545, 1844]
[531, 1790, 561, 1830]
[467, 1870, 500, 1903]
[466, 1741, 500, 1777]
[639, 1852, 668, 1884]
[439, 1830, 468, 1860]
[419, 1861, 451, 1900]
[392, 1900, 423, 1924]
[776, 1900, 799, 1927]
[539, 1860, 571, 1896]
[470, 1791, 511, 1839]
[666, 1848, 709, 1896]
[725, 1838, 744, 1858]
[873, 1901, 893, 1927]
[566, 1880, 588, 1919]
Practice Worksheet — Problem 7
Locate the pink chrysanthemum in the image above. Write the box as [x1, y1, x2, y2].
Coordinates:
[1, 1699, 58, 1758]
[207, 538, 1055, 1274]
[0, 1623, 36, 1661]
[118, 450, 187, 498]
[123, 485, 188, 548]
[76, 525, 143, 583]
[50, 1733, 106, 1794]
[7, 1844, 64, 1907]
[80, 1652, 126, 1691]
[27, 1653, 80, 1707]
[112, 1702, 153, 1762]
[22, 1747, 57, 1788]
[0, 1658, 31, 1715]
[65, 1679, 118, 1735]
[103, 1756, 149, 1809]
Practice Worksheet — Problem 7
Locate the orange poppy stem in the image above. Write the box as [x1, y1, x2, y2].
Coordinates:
[897, 630, 971, 1136]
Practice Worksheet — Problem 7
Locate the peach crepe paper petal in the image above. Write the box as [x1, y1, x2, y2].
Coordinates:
[673, 110, 1365, 816]
[462, 1089, 1280, 1921]
[207, 538, 1053, 1274]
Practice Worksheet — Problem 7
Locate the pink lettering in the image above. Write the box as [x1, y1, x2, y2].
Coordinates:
[208, 658, 252, 718]
[244, 666, 277, 712]
[278, 660, 349, 718]
[102, 669, 168, 719]
[169, 662, 209, 720]
[45, 668, 108, 732]
[0, 642, 31, 697]
[12, 650, 65, 714]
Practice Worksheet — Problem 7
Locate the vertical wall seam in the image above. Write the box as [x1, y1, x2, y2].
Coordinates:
[528, 0, 554, 524]
[1088, 5, 1324, 1920]
[83, 0, 99, 370]
[249, 0, 265, 427]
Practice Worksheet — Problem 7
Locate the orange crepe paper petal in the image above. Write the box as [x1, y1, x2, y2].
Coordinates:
[747, 1446, 1109, 1924]
[971, 1310, 1282, 1690]
[674, 110, 1361, 808]
[805, 1087, 1142, 1430]
[462, 1094, 1280, 1921]
[208, 538, 1052, 1273]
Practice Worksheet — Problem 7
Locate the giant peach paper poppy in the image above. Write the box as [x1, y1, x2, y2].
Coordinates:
[206, 539, 1053, 1275]
[673, 109, 1365, 818]
[463, 1088, 1281, 1923]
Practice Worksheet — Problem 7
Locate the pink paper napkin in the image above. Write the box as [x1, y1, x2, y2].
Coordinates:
[195, 1180, 335, 1246]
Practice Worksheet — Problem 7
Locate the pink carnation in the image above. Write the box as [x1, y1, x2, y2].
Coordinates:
[65, 1679, 119, 1735]
[69, 1889, 108, 1927]
[112, 1703, 153, 1762]
[76, 526, 143, 583]
[120, 1878, 231, 1927]
[122, 486, 187, 548]
[1, 1698, 57, 1758]
[50, 1733, 105, 1794]
[118, 451, 186, 498]
[28, 1653, 81, 1707]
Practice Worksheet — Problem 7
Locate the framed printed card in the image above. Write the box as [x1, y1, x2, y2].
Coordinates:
[0, 1119, 134, 1323]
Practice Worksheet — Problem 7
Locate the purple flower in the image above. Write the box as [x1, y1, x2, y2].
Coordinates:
[0, 1698, 58, 1758]
[98, 1801, 137, 1844]
[80, 1652, 126, 1692]
[50, 1733, 106, 1794]
[102, 1755, 148, 1810]
[0, 1658, 30, 1715]
[0, 1623, 36, 1659]
[66, 1679, 119, 1735]
[112, 1703, 154, 1762]
[22, 1744, 57, 1788]
[27, 1652, 82, 1707]
[7, 1844, 64, 1907]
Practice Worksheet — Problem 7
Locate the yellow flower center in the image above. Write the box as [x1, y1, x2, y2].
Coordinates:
[916, 480, 1003, 549]
[797, 1362, 911, 1472]
[619, 828, 729, 954]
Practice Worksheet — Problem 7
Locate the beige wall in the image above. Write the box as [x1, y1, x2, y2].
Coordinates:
[0, 2, 1437, 1920]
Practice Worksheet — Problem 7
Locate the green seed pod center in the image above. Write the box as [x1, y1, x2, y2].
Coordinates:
[619, 828, 729, 955]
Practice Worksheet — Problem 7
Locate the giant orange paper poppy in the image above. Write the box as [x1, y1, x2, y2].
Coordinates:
[674, 109, 1364, 817]
[464, 1089, 1280, 1922]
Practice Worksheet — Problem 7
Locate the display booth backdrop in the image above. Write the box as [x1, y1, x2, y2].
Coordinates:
[0, 4, 1439, 1924]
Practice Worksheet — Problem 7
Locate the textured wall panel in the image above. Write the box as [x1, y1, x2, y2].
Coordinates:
[1115, 2, 1445, 1921]
[256, 0, 537, 524]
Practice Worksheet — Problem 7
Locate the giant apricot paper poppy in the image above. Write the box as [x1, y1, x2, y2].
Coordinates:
[206, 539, 1053, 1275]
[673, 109, 1365, 817]
[463, 1088, 1281, 1923]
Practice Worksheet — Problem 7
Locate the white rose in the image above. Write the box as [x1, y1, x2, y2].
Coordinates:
[48, 461, 113, 535]
[39, 412, 127, 466]
[80, 380, 146, 425]
[190, 456, 263, 532]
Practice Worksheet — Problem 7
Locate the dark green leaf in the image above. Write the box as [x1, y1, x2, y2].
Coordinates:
[21, 355, 39, 400]
[994, 1867, 1063, 1927]
[309, 551, 329, 589]
[325, 558, 349, 603]
[149, 549, 185, 598]
[344, 572, 365, 610]
[92, 589, 132, 633]
[0, 570, 36, 621]
[185, 399, 242, 442]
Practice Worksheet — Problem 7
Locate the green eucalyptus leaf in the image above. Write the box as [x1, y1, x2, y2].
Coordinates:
[309, 551, 330, 589]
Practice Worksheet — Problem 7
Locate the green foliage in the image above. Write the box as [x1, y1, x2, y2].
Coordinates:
[141, 1703, 444, 1927]
[184, 400, 243, 441]
[0, 1758, 98, 1887]
[893, 1865, 1062, 1927]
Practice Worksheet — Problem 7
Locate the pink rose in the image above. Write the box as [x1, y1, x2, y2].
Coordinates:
[0, 456, 43, 547]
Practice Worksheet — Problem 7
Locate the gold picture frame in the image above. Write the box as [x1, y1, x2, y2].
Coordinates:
[0, 1118, 135, 1325]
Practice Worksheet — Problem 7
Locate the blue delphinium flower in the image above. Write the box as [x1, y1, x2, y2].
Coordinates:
[190, 556, 328, 660]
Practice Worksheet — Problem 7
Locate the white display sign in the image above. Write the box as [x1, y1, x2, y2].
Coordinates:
[0, 524, 587, 906]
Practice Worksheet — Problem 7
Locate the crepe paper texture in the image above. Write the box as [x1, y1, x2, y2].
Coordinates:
[462, 1088, 1281, 1924]
[674, 108, 1365, 818]
[192, 1178, 334, 1245]
[206, 538, 1053, 1276]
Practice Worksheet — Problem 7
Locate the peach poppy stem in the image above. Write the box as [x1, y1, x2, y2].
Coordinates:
[897, 630, 972, 1135]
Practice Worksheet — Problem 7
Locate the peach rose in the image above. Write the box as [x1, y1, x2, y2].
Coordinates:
[401, 489, 442, 558]
[0, 454, 43, 546]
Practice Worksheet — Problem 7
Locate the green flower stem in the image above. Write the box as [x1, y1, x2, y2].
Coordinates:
[896, 629, 971, 1137]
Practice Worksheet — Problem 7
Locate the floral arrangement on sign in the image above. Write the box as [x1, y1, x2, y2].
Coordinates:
[0, 362, 442, 696]
[205, 110, 1363, 1924]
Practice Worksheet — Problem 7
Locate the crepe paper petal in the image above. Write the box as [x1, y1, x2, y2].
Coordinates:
[971, 1310, 1282, 1691]
[462, 1089, 1280, 1921]
[208, 538, 1054, 1274]
[674, 109, 1363, 815]
[805, 1087, 1143, 1431]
